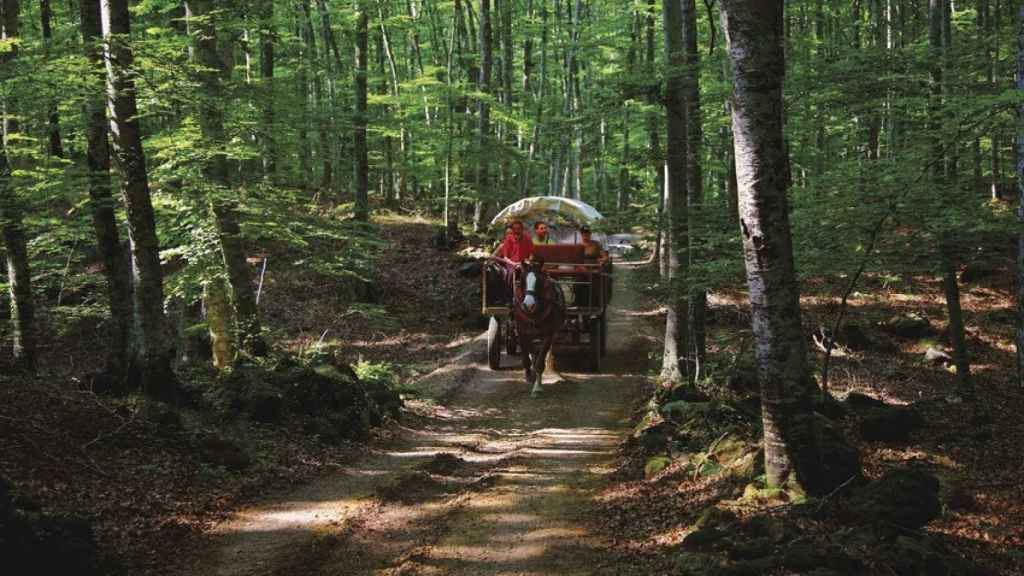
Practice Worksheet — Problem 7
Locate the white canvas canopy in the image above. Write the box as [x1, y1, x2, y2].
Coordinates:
[489, 196, 604, 228]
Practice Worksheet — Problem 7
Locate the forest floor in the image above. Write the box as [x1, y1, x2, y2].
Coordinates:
[175, 261, 657, 575]
[2, 211, 1022, 575]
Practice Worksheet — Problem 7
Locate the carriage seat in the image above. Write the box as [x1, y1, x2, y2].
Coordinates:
[533, 243, 585, 265]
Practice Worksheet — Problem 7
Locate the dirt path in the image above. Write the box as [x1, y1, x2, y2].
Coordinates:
[181, 265, 656, 576]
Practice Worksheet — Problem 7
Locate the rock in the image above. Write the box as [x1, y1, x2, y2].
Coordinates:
[875, 534, 986, 576]
[924, 347, 952, 365]
[881, 313, 932, 339]
[959, 261, 998, 283]
[693, 506, 738, 531]
[813, 414, 864, 494]
[247, 380, 285, 423]
[0, 477, 102, 576]
[633, 412, 672, 453]
[782, 543, 862, 574]
[680, 526, 727, 550]
[848, 468, 941, 529]
[195, 433, 251, 471]
[727, 537, 774, 560]
[742, 516, 788, 543]
[859, 405, 924, 443]
[838, 323, 873, 351]
[843, 392, 885, 411]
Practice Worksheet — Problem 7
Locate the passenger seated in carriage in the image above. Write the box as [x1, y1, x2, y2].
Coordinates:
[573, 225, 610, 307]
[487, 219, 534, 306]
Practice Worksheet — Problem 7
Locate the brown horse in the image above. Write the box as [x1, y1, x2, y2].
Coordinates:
[512, 259, 566, 396]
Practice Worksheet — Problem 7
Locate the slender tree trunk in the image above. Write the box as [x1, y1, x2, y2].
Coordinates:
[293, 5, 311, 189]
[682, 0, 706, 382]
[927, 0, 971, 396]
[101, 0, 179, 400]
[354, 1, 370, 221]
[188, 0, 267, 359]
[721, 0, 842, 494]
[81, 0, 132, 383]
[0, 0, 35, 371]
[299, 0, 332, 192]
[474, 0, 493, 231]
[1016, 0, 1024, 385]
[940, 236, 973, 396]
[41, 0, 64, 158]
[257, 0, 275, 177]
[661, 0, 689, 384]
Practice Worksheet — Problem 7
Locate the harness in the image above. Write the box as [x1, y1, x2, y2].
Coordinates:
[513, 267, 563, 327]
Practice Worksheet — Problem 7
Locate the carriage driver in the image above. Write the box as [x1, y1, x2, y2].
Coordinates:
[488, 219, 535, 305]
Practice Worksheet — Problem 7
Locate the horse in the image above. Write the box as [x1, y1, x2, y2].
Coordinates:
[511, 259, 566, 396]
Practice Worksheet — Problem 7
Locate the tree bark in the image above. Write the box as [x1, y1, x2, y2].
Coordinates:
[721, 0, 836, 494]
[354, 1, 370, 221]
[940, 236, 973, 397]
[41, 0, 64, 158]
[257, 0, 275, 176]
[661, 0, 689, 384]
[101, 0, 179, 400]
[81, 0, 132, 382]
[187, 0, 266, 360]
[0, 0, 35, 371]
[474, 0, 493, 230]
[1017, 0, 1024, 385]
[682, 0, 706, 382]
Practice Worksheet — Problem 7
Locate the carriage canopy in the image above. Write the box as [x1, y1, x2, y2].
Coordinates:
[489, 196, 604, 228]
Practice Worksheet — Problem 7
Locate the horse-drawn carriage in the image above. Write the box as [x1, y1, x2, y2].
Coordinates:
[481, 197, 612, 388]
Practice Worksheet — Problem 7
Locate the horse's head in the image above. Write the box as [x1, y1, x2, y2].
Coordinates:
[518, 258, 545, 315]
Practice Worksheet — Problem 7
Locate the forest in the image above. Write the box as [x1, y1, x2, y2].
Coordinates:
[0, 0, 1022, 574]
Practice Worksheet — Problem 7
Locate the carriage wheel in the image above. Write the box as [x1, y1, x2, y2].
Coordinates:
[487, 317, 502, 370]
[589, 319, 602, 372]
[600, 313, 608, 357]
[506, 320, 519, 355]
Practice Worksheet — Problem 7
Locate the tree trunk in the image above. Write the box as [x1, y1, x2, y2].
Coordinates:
[1017, 1, 1024, 386]
[81, 0, 132, 383]
[257, 0, 275, 177]
[0, 0, 35, 371]
[940, 236, 972, 397]
[188, 0, 266, 359]
[41, 0, 64, 158]
[101, 0, 179, 401]
[661, 0, 689, 384]
[354, 1, 370, 221]
[721, 0, 841, 495]
[682, 0, 706, 382]
[475, 0, 493, 231]
[204, 278, 234, 370]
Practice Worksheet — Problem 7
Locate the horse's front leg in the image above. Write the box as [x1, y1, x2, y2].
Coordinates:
[520, 330, 534, 385]
[531, 336, 552, 397]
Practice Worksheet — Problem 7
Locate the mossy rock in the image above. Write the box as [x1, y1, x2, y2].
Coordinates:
[693, 506, 738, 531]
[644, 455, 672, 479]
[680, 526, 727, 551]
